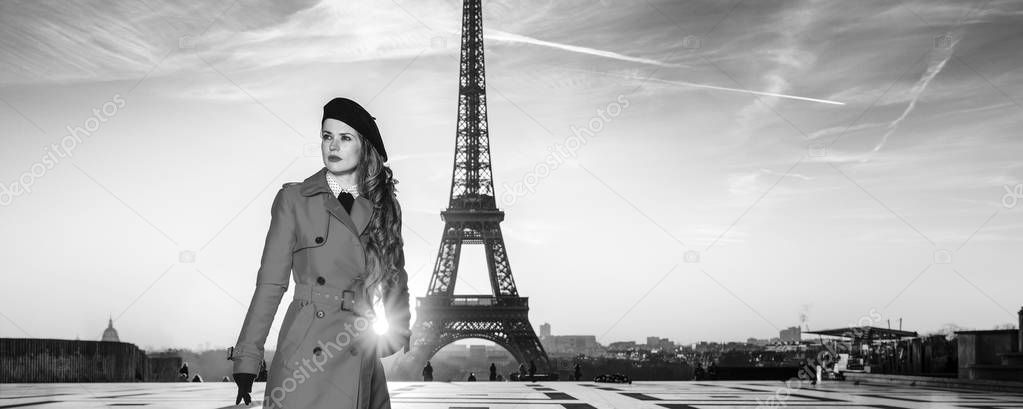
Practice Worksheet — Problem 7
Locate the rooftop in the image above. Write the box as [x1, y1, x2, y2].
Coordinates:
[804, 326, 919, 340]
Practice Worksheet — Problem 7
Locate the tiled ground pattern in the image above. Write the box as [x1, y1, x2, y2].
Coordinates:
[1, 380, 1021, 408]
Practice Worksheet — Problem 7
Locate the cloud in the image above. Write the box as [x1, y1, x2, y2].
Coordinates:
[0, 1, 161, 85]
[760, 168, 812, 180]
[806, 122, 884, 141]
[732, 2, 820, 137]
[0, 0, 697, 87]
[726, 167, 812, 205]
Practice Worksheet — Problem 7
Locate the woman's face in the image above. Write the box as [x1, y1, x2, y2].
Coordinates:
[321, 118, 363, 174]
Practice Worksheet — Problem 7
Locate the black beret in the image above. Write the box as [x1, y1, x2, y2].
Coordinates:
[322, 97, 388, 162]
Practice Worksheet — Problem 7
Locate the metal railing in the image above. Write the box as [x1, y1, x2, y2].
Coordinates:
[417, 296, 529, 308]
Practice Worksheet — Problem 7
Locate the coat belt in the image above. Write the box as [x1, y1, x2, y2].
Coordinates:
[292, 282, 375, 318]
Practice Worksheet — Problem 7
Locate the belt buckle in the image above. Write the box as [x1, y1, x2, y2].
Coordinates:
[341, 290, 355, 311]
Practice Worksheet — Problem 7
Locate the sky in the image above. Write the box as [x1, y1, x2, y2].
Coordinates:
[1, 0, 1021, 353]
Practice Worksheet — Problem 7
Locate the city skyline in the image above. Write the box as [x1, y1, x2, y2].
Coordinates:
[20, 308, 1012, 354]
[2, 0, 1022, 352]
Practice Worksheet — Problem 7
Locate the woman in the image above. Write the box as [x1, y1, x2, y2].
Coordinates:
[228, 97, 412, 409]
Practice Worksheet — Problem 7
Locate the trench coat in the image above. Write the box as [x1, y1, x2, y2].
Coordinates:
[231, 166, 411, 409]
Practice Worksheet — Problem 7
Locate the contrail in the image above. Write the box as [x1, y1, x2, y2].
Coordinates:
[871, 36, 959, 153]
[642, 76, 845, 106]
[481, 33, 843, 106]
[559, 67, 845, 106]
[484, 29, 684, 68]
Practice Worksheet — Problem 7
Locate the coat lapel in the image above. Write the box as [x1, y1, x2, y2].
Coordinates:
[299, 167, 374, 237]
[349, 196, 373, 236]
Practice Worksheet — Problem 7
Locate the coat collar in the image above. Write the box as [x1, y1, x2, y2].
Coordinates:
[299, 167, 373, 237]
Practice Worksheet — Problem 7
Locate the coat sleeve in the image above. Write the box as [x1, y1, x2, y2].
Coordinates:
[231, 186, 295, 374]
[381, 199, 412, 352]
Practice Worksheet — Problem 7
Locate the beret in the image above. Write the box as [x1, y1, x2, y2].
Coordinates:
[322, 97, 388, 162]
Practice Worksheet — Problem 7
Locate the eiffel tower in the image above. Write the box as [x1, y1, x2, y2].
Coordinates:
[399, 0, 552, 379]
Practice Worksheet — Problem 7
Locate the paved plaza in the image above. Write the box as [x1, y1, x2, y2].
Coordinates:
[2, 380, 1022, 408]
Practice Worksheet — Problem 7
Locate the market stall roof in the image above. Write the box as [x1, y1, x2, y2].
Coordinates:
[804, 326, 917, 340]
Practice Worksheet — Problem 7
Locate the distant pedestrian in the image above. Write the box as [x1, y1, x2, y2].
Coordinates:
[468, 372, 477, 382]
[518, 363, 527, 381]
[179, 362, 189, 381]
[528, 360, 537, 382]
[574, 363, 582, 381]
[423, 361, 434, 382]
[489, 363, 497, 381]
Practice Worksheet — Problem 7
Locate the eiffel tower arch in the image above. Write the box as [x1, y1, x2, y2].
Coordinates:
[393, 0, 552, 380]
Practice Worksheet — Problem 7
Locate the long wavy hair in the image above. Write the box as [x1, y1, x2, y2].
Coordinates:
[353, 134, 403, 306]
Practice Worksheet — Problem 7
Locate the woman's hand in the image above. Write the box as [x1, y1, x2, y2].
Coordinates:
[233, 373, 256, 405]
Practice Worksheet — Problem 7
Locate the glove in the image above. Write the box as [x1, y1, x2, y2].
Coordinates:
[233, 373, 256, 406]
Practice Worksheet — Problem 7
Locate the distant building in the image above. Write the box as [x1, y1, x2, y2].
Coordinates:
[484, 345, 516, 365]
[0, 316, 189, 382]
[541, 335, 605, 356]
[536, 323, 605, 356]
[539, 322, 551, 338]
[468, 345, 486, 363]
[101, 316, 120, 342]
[694, 342, 718, 353]
[780, 326, 801, 343]
[645, 337, 675, 351]
[746, 337, 770, 346]
[1, 338, 157, 382]
[608, 341, 636, 350]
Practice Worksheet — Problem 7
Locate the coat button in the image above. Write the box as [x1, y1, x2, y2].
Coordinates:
[313, 346, 323, 355]
[316, 276, 326, 285]
[316, 310, 325, 318]
[315, 236, 324, 244]
[349, 347, 358, 356]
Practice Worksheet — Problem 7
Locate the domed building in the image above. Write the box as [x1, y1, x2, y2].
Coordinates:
[0, 315, 184, 382]
[101, 316, 120, 342]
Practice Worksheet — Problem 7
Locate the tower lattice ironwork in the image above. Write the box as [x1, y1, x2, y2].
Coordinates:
[398, 0, 552, 378]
